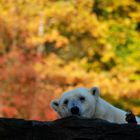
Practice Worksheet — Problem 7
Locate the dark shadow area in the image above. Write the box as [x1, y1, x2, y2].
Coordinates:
[0, 116, 140, 140]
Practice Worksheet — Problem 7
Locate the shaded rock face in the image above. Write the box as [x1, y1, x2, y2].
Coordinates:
[0, 116, 140, 140]
[125, 111, 137, 124]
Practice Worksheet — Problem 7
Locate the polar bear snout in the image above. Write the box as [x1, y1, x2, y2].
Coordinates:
[71, 106, 80, 115]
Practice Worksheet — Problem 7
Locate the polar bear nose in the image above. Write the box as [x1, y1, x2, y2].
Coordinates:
[71, 106, 79, 115]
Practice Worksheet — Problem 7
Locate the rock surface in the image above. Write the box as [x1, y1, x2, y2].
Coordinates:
[0, 116, 140, 140]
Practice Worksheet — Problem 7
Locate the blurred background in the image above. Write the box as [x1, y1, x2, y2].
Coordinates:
[0, 0, 140, 121]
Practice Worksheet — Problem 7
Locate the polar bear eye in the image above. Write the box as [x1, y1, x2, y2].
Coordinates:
[64, 99, 68, 105]
[79, 96, 85, 102]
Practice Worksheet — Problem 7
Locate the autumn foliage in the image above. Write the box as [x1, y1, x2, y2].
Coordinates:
[0, 0, 140, 120]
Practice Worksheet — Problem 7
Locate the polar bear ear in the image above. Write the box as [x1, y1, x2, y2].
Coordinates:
[51, 100, 59, 112]
[90, 87, 100, 98]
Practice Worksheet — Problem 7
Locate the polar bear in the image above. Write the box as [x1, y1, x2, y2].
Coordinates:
[51, 87, 140, 124]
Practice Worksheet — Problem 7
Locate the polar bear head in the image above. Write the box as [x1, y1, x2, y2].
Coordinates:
[51, 87, 100, 118]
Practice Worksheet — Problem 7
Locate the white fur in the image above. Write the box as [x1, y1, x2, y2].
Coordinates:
[51, 87, 140, 124]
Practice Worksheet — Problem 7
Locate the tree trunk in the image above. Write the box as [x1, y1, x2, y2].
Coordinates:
[0, 116, 140, 140]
